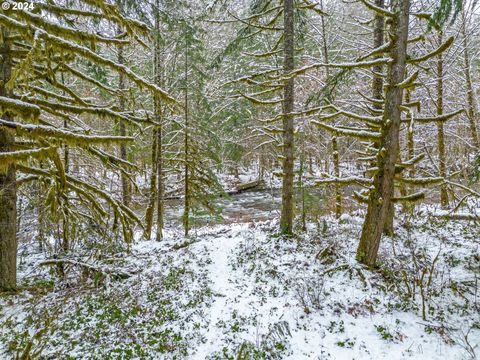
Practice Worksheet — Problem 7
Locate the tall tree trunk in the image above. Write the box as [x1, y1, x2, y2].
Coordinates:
[356, 0, 410, 267]
[154, 117, 164, 242]
[406, 88, 415, 179]
[0, 28, 17, 291]
[182, 36, 190, 237]
[320, 0, 342, 219]
[299, 145, 307, 231]
[117, 26, 130, 207]
[155, 118, 164, 241]
[61, 73, 69, 253]
[372, 0, 385, 106]
[144, 132, 157, 240]
[461, 9, 479, 149]
[436, 31, 448, 208]
[372, 0, 394, 236]
[154, 0, 164, 241]
[280, 0, 295, 235]
[332, 135, 342, 218]
[403, 87, 415, 214]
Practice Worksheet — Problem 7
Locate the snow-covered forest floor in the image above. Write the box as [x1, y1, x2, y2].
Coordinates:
[1, 212, 479, 359]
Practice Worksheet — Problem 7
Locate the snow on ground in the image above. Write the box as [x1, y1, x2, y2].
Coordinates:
[0, 214, 479, 359]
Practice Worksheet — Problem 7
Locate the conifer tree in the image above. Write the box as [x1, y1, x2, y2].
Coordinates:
[217, 0, 327, 234]
[0, 0, 175, 290]
[177, 20, 223, 236]
[309, 0, 463, 266]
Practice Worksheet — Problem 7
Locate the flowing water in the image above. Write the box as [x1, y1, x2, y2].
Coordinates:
[163, 187, 329, 226]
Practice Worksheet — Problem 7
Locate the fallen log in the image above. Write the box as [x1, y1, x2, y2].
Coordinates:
[433, 213, 480, 221]
[233, 179, 264, 192]
[171, 239, 200, 250]
[39, 258, 135, 280]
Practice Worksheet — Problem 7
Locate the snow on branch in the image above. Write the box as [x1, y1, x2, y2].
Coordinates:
[401, 153, 425, 166]
[397, 176, 444, 185]
[358, 41, 393, 62]
[353, 191, 370, 203]
[88, 146, 137, 170]
[81, 0, 149, 34]
[233, 87, 282, 101]
[402, 100, 421, 111]
[323, 105, 382, 125]
[407, 34, 426, 44]
[243, 48, 283, 58]
[0, 95, 40, 120]
[228, 9, 284, 32]
[392, 192, 425, 203]
[359, 0, 394, 17]
[357, 91, 384, 106]
[36, 3, 106, 20]
[227, 5, 283, 23]
[0, 147, 53, 168]
[445, 180, 480, 198]
[14, 8, 130, 45]
[0, 13, 171, 105]
[405, 109, 464, 123]
[292, 57, 392, 77]
[312, 121, 381, 140]
[226, 68, 280, 85]
[411, 12, 432, 21]
[317, 111, 342, 121]
[28, 84, 88, 107]
[259, 106, 325, 123]
[408, 36, 454, 63]
[61, 63, 116, 94]
[0, 119, 134, 146]
[239, 92, 283, 105]
[262, 126, 284, 134]
[25, 97, 150, 126]
[299, 0, 328, 16]
[18, 164, 141, 243]
[32, 29, 177, 105]
[397, 70, 419, 88]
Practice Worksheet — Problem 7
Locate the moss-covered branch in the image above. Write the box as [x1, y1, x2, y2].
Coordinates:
[312, 121, 381, 140]
[0, 118, 134, 146]
[408, 36, 454, 63]
[0, 95, 40, 120]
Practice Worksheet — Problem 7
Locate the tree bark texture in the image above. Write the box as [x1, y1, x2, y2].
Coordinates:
[0, 28, 17, 291]
[357, 0, 410, 267]
[280, 0, 295, 235]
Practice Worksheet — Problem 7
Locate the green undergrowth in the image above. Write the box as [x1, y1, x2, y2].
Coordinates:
[0, 244, 213, 359]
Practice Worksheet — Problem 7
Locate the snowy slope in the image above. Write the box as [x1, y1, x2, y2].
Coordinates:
[0, 216, 478, 359]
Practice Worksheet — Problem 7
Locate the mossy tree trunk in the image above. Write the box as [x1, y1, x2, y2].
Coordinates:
[154, 0, 164, 241]
[436, 30, 448, 208]
[117, 30, 130, 208]
[154, 58, 164, 240]
[279, 0, 295, 235]
[182, 35, 190, 237]
[356, 0, 410, 267]
[61, 73, 70, 254]
[144, 131, 157, 240]
[403, 87, 416, 214]
[0, 27, 17, 291]
[332, 135, 342, 219]
[373, 0, 394, 236]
